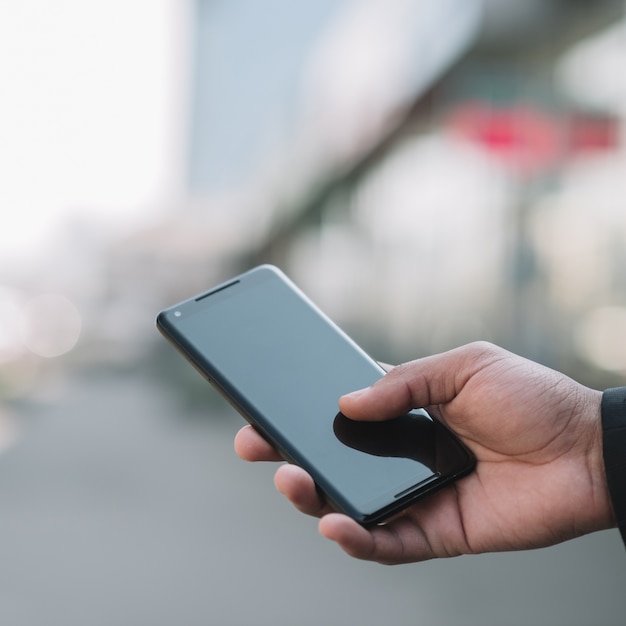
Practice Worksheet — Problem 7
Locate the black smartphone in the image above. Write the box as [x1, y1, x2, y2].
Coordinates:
[156, 265, 475, 526]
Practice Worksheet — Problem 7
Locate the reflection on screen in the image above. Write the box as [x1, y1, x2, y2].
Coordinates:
[175, 271, 437, 515]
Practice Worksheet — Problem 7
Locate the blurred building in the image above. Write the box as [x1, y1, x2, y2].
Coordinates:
[176, 0, 626, 385]
[2, 0, 626, 396]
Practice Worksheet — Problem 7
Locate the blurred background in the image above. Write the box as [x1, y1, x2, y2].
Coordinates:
[1, 0, 626, 624]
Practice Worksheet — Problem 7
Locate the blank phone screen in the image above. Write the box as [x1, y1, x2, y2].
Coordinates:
[161, 267, 468, 521]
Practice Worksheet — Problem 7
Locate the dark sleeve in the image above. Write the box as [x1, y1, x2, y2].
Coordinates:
[601, 387, 626, 546]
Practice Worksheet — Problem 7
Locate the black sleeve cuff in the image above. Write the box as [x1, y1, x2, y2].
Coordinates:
[601, 387, 626, 546]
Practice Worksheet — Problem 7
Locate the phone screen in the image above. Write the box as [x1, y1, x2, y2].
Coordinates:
[157, 265, 474, 524]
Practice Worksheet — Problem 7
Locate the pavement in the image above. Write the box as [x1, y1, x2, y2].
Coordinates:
[0, 366, 624, 626]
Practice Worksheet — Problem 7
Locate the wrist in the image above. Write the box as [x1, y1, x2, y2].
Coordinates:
[577, 388, 615, 533]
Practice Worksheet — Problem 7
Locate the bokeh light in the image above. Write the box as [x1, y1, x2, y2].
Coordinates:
[575, 306, 626, 372]
[0, 287, 23, 364]
[18, 294, 82, 359]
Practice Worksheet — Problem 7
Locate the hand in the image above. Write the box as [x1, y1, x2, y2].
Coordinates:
[234, 342, 615, 564]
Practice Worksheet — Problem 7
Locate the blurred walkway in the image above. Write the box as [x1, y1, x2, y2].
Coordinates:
[0, 369, 624, 626]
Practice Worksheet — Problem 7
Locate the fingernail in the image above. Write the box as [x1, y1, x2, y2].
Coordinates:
[341, 387, 369, 400]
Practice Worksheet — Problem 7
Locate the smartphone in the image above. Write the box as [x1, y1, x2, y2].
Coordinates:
[156, 265, 475, 526]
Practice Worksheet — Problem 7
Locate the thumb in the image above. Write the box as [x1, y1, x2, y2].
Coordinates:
[338, 342, 503, 421]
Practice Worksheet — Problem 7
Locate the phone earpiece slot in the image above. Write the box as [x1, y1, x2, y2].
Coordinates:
[195, 280, 240, 301]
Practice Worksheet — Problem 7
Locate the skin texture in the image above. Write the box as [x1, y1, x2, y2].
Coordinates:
[234, 342, 616, 564]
